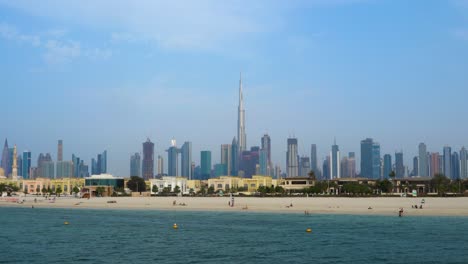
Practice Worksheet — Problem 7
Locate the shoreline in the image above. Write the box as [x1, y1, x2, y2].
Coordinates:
[2, 196, 468, 217]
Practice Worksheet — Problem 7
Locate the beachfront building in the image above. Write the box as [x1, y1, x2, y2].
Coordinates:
[207, 175, 273, 193]
[22, 177, 85, 195]
[391, 177, 435, 195]
[208, 176, 242, 192]
[149, 176, 188, 195]
[278, 177, 315, 192]
[186, 180, 202, 194]
[83, 174, 124, 197]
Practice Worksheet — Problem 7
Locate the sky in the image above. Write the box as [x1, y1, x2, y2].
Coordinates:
[1, 0, 468, 176]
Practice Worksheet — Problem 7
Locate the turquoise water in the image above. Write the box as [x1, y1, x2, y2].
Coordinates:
[1, 207, 467, 264]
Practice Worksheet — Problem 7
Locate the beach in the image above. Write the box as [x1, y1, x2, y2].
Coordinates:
[1, 195, 468, 216]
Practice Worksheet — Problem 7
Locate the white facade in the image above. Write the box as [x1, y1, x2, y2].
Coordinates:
[149, 177, 188, 194]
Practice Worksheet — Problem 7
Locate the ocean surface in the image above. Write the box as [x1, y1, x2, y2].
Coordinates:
[1, 207, 467, 264]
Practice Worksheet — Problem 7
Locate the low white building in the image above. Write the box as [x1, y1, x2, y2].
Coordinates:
[149, 177, 188, 195]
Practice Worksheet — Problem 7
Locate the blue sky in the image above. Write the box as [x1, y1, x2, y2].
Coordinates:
[1, 0, 468, 176]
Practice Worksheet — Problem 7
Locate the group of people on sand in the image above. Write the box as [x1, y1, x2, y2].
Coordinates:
[172, 200, 187, 206]
[412, 204, 423, 209]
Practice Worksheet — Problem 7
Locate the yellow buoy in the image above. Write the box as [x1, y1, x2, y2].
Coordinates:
[173, 223, 178, 229]
[306, 228, 312, 233]
[64, 221, 69, 225]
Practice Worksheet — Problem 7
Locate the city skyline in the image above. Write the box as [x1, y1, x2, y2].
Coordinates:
[1, 1, 468, 176]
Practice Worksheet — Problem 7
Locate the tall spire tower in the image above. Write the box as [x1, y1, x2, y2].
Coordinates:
[237, 72, 247, 152]
[12, 145, 18, 180]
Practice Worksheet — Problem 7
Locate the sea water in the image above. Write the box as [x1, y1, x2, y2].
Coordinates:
[0, 207, 467, 264]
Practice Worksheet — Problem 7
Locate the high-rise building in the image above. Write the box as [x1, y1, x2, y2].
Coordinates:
[11, 145, 18, 180]
[239, 147, 260, 178]
[345, 152, 357, 178]
[261, 134, 271, 173]
[443, 146, 452, 179]
[167, 139, 179, 176]
[142, 138, 155, 180]
[322, 156, 330, 180]
[38, 153, 54, 178]
[1, 139, 10, 176]
[430, 152, 440, 177]
[418, 143, 428, 176]
[395, 152, 404, 178]
[299, 156, 311, 177]
[311, 144, 318, 174]
[72, 154, 88, 178]
[180, 141, 192, 179]
[201, 151, 211, 180]
[412, 156, 419, 176]
[452, 152, 460, 179]
[460, 147, 468, 179]
[383, 154, 392, 179]
[259, 149, 269, 176]
[214, 164, 226, 177]
[330, 140, 340, 179]
[286, 138, 298, 177]
[231, 137, 239, 176]
[237, 73, 247, 153]
[16, 154, 22, 177]
[157, 155, 164, 176]
[57, 140, 63, 162]
[22, 151, 31, 179]
[91, 151, 107, 175]
[221, 144, 232, 176]
[130, 153, 141, 177]
[361, 138, 380, 179]
[56, 161, 73, 178]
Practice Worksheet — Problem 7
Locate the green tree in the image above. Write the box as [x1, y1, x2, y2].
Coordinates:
[174, 185, 181, 194]
[207, 186, 215, 194]
[308, 170, 316, 181]
[198, 186, 207, 196]
[127, 176, 146, 192]
[56, 186, 63, 197]
[152, 185, 159, 194]
[95, 187, 105, 197]
[72, 186, 80, 196]
[42, 187, 47, 196]
[36, 186, 40, 195]
[431, 174, 449, 196]
[189, 188, 195, 196]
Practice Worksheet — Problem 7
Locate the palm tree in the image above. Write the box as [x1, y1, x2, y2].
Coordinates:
[308, 170, 316, 181]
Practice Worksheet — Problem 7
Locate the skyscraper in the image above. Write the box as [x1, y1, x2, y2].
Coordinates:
[231, 137, 239, 176]
[130, 153, 141, 177]
[11, 145, 18, 180]
[181, 141, 192, 179]
[201, 151, 211, 180]
[57, 140, 63, 162]
[1, 139, 10, 176]
[451, 152, 460, 179]
[322, 156, 330, 180]
[56, 161, 73, 178]
[142, 138, 155, 180]
[259, 149, 269, 176]
[221, 144, 232, 176]
[22, 151, 31, 179]
[311, 144, 318, 174]
[383, 154, 392, 179]
[299, 156, 311, 177]
[430, 152, 440, 177]
[395, 152, 404, 178]
[361, 138, 380, 179]
[91, 151, 107, 175]
[460, 147, 468, 179]
[286, 138, 298, 177]
[157, 155, 164, 176]
[237, 73, 247, 153]
[239, 147, 260, 178]
[261, 134, 271, 173]
[347, 152, 356, 178]
[167, 139, 179, 176]
[412, 156, 419, 176]
[418, 143, 428, 176]
[330, 140, 340, 179]
[38, 153, 54, 178]
[443, 146, 452, 179]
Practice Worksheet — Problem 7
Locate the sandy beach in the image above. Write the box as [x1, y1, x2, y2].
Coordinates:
[1, 196, 468, 216]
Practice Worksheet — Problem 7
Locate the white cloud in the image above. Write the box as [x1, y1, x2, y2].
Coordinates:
[0, 22, 41, 46]
[43, 39, 81, 65]
[454, 29, 468, 41]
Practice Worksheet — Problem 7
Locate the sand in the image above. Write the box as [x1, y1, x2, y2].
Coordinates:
[1, 196, 468, 216]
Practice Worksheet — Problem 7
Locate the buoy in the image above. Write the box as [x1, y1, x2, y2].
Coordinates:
[64, 221, 69, 225]
[306, 228, 312, 233]
[173, 223, 178, 229]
